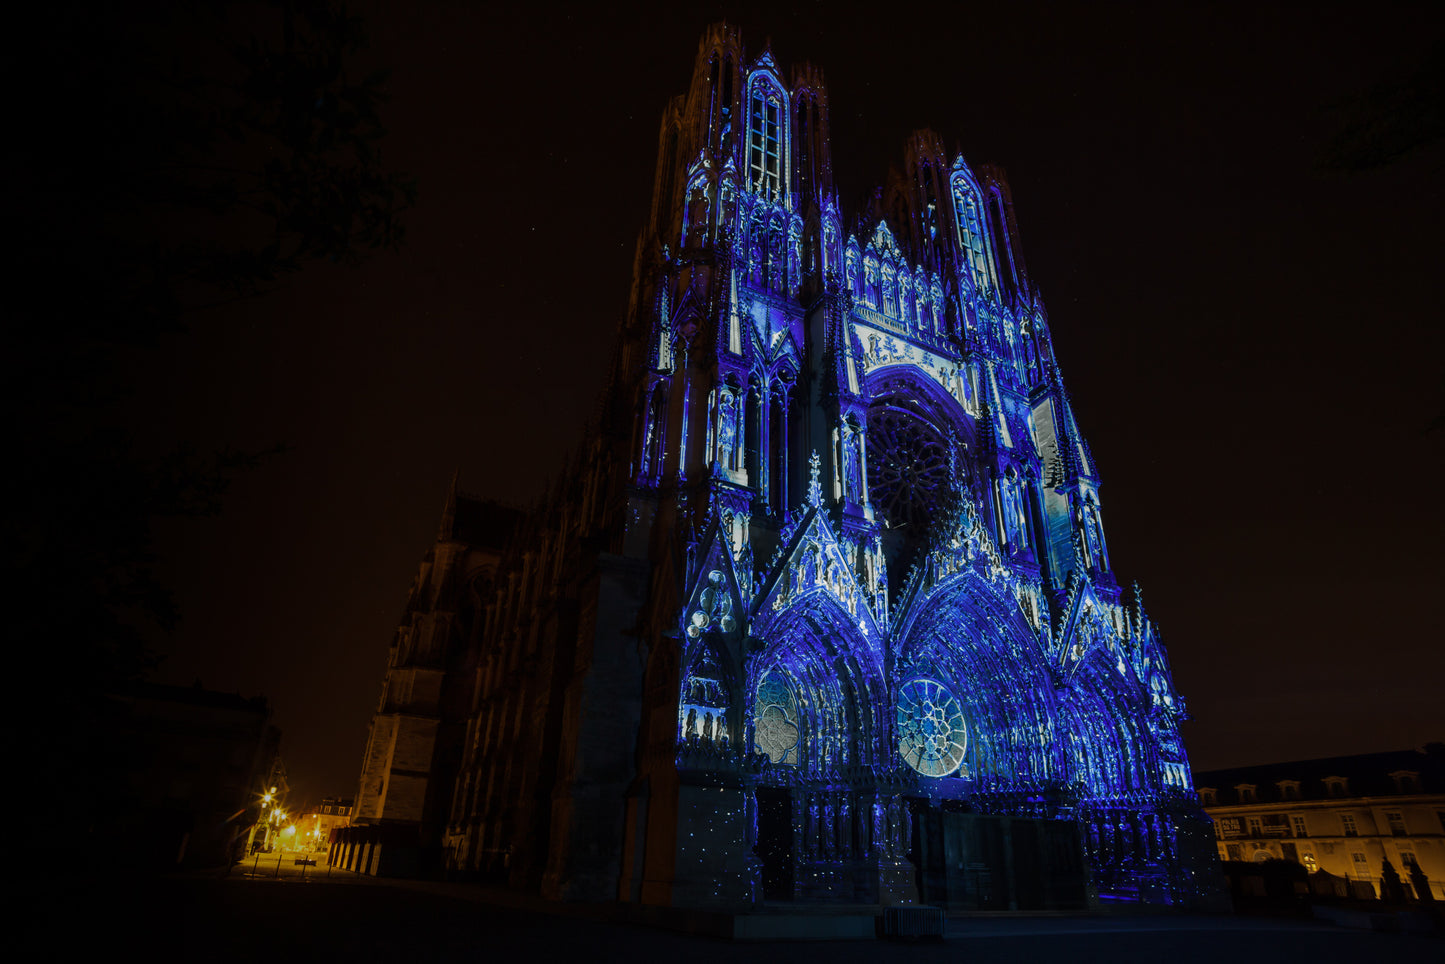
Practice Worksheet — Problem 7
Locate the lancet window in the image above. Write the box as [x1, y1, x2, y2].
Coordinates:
[637, 384, 666, 484]
[952, 177, 994, 295]
[766, 381, 795, 515]
[707, 57, 720, 134]
[754, 671, 800, 765]
[795, 96, 814, 200]
[920, 163, 939, 242]
[748, 80, 784, 198]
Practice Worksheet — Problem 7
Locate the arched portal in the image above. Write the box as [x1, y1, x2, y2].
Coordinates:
[1057, 653, 1153, 800]
[748, 591, 886, 778]
[894, 572, 1058, 797]
[747, 590, 890, 900]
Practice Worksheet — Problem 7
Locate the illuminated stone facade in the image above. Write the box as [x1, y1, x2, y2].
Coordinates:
[373, 25, 1218, 908]
[1198, 747, 1445, 900]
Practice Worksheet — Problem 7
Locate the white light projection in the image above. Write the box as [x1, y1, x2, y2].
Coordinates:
[896, 678, 968, 777]
[753, 672, 800, 765]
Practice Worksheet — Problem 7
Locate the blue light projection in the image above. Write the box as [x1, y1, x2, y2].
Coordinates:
[622, 26, 1213, 907]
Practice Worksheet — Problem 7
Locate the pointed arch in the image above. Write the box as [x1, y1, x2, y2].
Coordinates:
[748, 591, 887, 778]
[949, 164, 998, 297]
[745, 68, 788, 199]
[1058, 650, 1156, 799]
[894, 571, 1058, 791]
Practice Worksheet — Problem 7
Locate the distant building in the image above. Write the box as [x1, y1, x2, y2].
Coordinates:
[340, 494, 520, 877]
[110, 681, 280, 868]
[1196, 745, 1445, 899]
[299, 797, 353, 852]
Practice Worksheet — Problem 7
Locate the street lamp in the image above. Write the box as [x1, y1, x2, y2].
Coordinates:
[244, 786, 282, 856]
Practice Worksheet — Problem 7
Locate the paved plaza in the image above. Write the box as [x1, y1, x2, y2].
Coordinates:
[20, 860, 1438, 963]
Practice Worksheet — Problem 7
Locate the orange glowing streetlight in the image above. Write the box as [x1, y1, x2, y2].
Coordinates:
[245, 786, 283, 856]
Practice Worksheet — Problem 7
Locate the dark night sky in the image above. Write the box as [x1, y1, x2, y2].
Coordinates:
[136, 2, 1444, 807]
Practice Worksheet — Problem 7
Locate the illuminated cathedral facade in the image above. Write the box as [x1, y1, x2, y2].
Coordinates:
[351, 25, 1218, 910]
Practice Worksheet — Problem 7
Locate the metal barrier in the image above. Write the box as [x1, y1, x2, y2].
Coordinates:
[878, 906, 946, 940]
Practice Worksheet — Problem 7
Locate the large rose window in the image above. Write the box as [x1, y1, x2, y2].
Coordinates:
[866, 409, 952, 531]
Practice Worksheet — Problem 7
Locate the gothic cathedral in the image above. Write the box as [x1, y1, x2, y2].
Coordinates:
[348, 25, 1217, 910]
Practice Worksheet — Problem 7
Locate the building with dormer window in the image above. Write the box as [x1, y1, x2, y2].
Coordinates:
[1197, 746, 1445, 899]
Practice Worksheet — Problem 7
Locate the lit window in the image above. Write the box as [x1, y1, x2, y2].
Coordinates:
[1302, 852, 1318, 873]
[951, 178, 993, 294]
[748, 84, 783, 198]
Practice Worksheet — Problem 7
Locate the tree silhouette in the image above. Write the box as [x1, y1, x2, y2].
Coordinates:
[1319, 42, 1445, 173]
[10, 0, 412, 861]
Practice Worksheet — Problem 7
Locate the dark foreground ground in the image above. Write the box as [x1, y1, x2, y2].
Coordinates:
[20, 871, 1439, 963]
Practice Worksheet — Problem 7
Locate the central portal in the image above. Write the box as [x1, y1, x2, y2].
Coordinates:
[912, 805, 1089, 910]
[755, 786, 794, 900]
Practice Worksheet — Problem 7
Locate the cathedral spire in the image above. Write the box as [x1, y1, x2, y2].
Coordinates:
[807, 449, 823, 507]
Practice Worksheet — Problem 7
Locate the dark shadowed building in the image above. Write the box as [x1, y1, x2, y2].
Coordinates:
[350, 25, 1221, 910]
[109, 681, 279, 869]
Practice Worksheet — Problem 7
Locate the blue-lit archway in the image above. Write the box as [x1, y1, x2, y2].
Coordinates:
[894, 571, 1058, 794]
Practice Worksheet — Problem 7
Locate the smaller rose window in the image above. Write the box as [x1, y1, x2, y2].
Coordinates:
[897, 678, 967, 777]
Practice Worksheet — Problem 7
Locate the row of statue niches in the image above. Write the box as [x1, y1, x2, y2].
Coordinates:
[681, 705, 731, 748]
